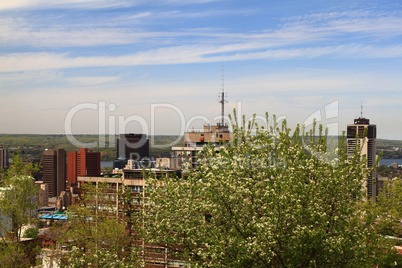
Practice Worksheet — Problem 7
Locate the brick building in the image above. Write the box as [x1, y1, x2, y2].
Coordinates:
[67, 148, 101, 184]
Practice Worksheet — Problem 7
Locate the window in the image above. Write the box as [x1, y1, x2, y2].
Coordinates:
[129, 185, 143, 193]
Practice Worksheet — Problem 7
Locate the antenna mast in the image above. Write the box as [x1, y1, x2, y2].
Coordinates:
[219, 66, 227, 126]
[361, 103, 363, 118]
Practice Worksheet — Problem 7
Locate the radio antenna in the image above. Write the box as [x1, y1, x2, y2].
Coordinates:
[219, 66, 227, 126]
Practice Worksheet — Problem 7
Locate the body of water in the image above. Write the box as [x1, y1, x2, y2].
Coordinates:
[379, 159, 402, 166]
[101, 161, 114, 168]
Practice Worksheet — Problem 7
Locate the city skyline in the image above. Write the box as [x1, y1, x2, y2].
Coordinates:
[1, 0, 402, 139]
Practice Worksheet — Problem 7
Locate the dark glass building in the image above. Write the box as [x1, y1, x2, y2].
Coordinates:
[116, 134, 149, 160]
[42, 149, 66, 197]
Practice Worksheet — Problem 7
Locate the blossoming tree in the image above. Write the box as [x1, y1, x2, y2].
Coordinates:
[144, 113, 399, 267]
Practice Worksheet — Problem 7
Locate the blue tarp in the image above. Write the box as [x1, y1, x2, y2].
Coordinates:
[39, 214, 68, 220]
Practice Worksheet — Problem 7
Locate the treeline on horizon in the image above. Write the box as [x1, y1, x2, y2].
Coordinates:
[0, 134, 401, 161]
[0, 134, 184, 161]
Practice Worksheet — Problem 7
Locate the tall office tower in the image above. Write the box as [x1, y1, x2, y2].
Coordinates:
[347, 117, 377, 200]
[42, 149, 66, 197]
[171, 87, 233, 169]
[116, 134, 149, 160]
[67, 148, 101, 184]
[0, 148, 9, 170]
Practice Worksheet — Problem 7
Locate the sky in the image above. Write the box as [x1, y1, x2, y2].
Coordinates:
[1, 0, 402, 140]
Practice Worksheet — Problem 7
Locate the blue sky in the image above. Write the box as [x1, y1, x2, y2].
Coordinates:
[1, 0, 402, 139]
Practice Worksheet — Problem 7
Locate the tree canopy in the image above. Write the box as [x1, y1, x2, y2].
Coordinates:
[143, 114, 401, 267]
[0, 152, 40, 241]
[0, 153, 40, 267]
[59, 183, 142, 268]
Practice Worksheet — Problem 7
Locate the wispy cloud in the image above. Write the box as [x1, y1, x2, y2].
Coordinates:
[0, 16, 251, 48]
[2, 6, 401, 53]
[3, 43, 402, 73]
[0, 71, 62, 88]
[0, 0, 222, 11]
[280, 9, 402, 39]
[0, 0, 138, 11]
[66, 76, 121, 85]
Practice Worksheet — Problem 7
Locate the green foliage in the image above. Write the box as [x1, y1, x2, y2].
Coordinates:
[149, 135, 184, 157]
[1, 134, 402, 160]
[0, 240, 36, 268]
[144, 113, 398, 267]
[23, 227, 39, 239]
[377, 139, 402, 159]
[364, 179, 402, 239]
[0, 153, 40, 267]
[358, 179, 402, 266]
[0, 153, 39, 241]
[1, 151, 41, 182]
[101, 166, 113, 174]
[60, 183, 142, 267]
[0, 134, 184, 161]
[377, 164, 402, 178]
[65, 247, 142, 268]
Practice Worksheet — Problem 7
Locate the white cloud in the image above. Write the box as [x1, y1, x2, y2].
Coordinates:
[0, 0, 221, 10]
[0, 0, 136, 10]
[0, 17, 257, 48]
[2, 7, 402, 49]
[0, 17, 168, 47]
[0, 71, 62, 87]
[281, 9, 402, 36]
[1, 2, 402, 137]
[2, 44, 402, 73]
[66, 76, 121, 85]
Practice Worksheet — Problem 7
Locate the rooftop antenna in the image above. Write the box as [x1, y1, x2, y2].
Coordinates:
[219, 66, 227, 126]
[360, 102, 363, 118]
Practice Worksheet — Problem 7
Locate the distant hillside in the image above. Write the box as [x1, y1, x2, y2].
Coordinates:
[377, 139, 402, 159]
[0, 134, 400, 161]
[0, 134, 184, 161]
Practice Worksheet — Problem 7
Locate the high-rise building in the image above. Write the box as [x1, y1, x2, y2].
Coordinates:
[117, 134, 149, 160]
[42, 149, 66, 197]
[171, 123, 233, 169]
[347, 117, 377, 200]
[0, 148, 9, 170]
[171, 88, 233, 169]
[67, 148, 101, 184]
